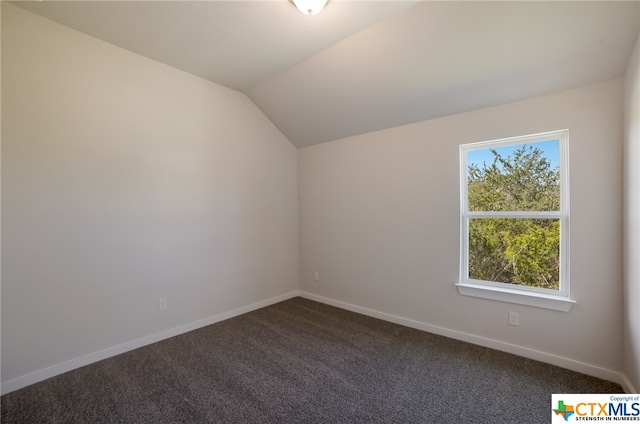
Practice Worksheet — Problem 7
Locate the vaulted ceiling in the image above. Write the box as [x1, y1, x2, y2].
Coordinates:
[13, 1, 640, 148]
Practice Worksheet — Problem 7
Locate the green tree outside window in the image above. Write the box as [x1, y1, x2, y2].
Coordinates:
[466, 144, 561, 290]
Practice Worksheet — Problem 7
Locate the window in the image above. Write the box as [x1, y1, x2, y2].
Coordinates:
[457, 130, 574, 311]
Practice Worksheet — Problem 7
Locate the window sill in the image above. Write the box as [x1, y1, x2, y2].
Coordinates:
[455, 282, 575, 312]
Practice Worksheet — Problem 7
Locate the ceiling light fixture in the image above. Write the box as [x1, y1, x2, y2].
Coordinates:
[292, 0, 328, 16]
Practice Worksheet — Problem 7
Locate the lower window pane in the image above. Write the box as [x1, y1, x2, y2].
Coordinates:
[468, 218, 560, 290]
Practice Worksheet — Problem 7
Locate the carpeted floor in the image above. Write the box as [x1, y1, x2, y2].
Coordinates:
[1, 297, 622, 423]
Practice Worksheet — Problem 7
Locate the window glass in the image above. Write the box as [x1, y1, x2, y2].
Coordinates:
[467, 141, 560, 212]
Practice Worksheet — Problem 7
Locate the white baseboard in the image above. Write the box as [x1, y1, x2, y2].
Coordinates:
[299, 291, 635, 393]
[4, 290, 636, 396]
[1, 291, 299, 396]
[620, 373, 638, 395]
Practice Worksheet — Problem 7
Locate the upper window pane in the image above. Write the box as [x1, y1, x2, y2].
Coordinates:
[467, 140, 560, 212]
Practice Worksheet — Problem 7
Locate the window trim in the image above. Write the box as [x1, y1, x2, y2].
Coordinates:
[456, 130, 574, 312]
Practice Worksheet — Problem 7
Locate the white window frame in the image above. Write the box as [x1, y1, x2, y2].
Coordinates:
[456, 130, 575, 312]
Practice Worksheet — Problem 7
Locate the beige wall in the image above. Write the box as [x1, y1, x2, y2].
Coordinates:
[299, 79, 624, 375]
[624, 33, 640, 393]
[1, 3, 298, 384]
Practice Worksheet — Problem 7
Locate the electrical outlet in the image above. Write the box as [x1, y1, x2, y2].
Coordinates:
[158, 298, 167, 311]
[508, 311, 519, 326]
[313, 271, 319, 281]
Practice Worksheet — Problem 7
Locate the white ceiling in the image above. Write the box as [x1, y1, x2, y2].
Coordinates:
[13, 1, 640, 147]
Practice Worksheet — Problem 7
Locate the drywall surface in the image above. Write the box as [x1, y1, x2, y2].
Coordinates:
[299, 79, 624, 373]
[623, 33, 640, 393]
[1, 4, 298, 384]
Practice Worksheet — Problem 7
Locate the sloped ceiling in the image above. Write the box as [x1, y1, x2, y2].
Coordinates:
[13, 1, 640, 147]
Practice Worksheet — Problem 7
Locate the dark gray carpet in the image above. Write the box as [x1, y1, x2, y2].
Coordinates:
[1, 297, 622, 423]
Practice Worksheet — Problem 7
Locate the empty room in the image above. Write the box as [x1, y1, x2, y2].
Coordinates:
[2, 1, 639, 422]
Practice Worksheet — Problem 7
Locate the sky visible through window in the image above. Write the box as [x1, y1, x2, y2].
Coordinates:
[467, 139, 560, 171]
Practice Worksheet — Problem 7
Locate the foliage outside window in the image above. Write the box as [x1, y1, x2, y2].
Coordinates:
[457, 131, 573, 311]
